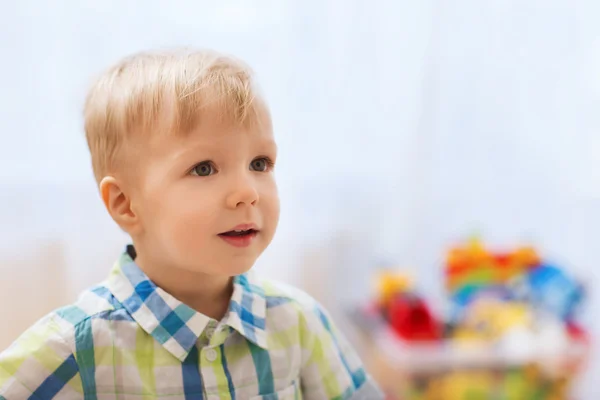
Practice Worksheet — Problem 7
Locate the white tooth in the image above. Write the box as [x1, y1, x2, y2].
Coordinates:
[235, 229, 243, 232]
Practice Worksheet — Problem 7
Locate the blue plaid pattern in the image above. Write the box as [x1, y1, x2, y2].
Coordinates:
[109, 249, 269, 361]
[0, 246, 383, 399]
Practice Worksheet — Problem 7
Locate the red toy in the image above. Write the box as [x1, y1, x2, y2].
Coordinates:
[388, 294, 442, 341]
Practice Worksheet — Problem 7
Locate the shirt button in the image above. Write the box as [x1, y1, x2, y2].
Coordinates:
[205, 348, 218, 362]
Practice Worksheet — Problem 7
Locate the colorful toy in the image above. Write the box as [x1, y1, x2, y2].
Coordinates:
[445, 239, 541, 296]
[449, 285, 513, 322]
[452, 298, 532, 342]
[523, 264, 584, 321]
[374, 270, 413, 310]
[388, 294, 442, 342]
[363, 239, 590, 400]
[372, 270, 441, 341]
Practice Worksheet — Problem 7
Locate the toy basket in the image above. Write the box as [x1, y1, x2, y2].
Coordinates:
[352, 310, 588, 400]
[353, 240, 590, 400]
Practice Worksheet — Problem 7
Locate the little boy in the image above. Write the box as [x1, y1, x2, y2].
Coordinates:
[0, 49, 382, 399]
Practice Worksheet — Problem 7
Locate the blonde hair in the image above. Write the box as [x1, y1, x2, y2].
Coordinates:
[84, 48, 261, 184]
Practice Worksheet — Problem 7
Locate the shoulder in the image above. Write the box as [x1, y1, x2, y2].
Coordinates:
[0, 310, 81, 396]
[3, 281, 125, 355]
[53, 282, 128, 328]
[258, 276, 321, 312]
[0, 284, 119, 396]
[254, 276, 332, 332]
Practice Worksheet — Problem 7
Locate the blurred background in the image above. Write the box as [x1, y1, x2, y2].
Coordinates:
[1, 0, 599, 398]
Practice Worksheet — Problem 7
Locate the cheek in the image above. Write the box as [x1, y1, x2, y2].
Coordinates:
[146, 184, 221, 242]
[261, 182, 280, 228]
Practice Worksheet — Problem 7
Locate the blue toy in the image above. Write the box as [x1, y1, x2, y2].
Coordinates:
[525, 264, 584, 321]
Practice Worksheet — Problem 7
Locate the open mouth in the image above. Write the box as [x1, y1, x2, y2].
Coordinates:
[218, 229, 258, 237]
[218, 228, 259, 248]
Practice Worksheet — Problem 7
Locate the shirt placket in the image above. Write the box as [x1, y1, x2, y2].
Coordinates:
[198, 321, 233, 400]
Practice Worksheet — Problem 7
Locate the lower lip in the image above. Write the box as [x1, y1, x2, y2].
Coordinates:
[218, 231, 258, 248]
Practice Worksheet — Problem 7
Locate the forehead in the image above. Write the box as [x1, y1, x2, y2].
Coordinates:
[147, 102, 276, 156]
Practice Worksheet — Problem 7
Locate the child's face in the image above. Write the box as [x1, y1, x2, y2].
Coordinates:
[127, 107, 279, 277]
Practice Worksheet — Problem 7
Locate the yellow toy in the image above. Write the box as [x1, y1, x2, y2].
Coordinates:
[452, 298, 532, 342]
[374, 270, 413, 309]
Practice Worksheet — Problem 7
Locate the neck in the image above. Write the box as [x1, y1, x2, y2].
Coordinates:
[134, 251, 233, 321]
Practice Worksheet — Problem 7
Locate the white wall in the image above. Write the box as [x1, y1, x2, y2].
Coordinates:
[0, 0, 598, 396]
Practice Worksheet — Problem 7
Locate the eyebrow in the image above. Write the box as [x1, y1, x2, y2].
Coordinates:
[259, 139, 278, 153]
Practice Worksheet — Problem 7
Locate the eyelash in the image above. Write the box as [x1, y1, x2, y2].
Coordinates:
[189, 161, 217, 177]
[189, 157, 276, 176]
[254, 156, 275, 172]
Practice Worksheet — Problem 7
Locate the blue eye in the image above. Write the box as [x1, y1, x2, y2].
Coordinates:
[191, 162, 215, 176]
[250, 157, 273, 172]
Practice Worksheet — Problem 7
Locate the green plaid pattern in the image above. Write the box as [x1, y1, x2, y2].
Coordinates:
[0, 246, 382, 399]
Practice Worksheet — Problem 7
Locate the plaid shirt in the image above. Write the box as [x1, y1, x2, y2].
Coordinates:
[0, 246, 382, 399]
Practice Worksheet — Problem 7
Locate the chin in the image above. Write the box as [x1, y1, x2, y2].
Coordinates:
[224, 262, 254, 276]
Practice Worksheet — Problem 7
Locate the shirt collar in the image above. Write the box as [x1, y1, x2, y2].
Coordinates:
[107, 245, 268, 361]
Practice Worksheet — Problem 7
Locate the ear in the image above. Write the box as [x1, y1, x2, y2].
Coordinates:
[99, 176, 140, 234]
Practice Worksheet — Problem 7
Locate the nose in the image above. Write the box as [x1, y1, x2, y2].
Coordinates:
[225, 175, 259, 209]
